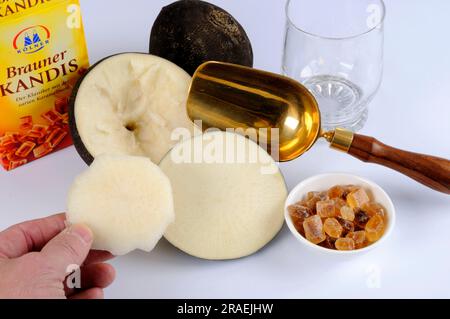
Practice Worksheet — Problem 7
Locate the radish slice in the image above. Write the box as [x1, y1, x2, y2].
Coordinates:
[160, 131, 287, 260]
[67, 155, 174, 256]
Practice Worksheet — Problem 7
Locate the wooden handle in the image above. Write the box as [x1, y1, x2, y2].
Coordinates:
[348, 134, 450, 194]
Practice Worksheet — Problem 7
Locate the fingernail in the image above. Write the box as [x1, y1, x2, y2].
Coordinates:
[70, 224, 93, 244]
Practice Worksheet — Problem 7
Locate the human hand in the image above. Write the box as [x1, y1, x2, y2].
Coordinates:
[0, 214, 115, 299]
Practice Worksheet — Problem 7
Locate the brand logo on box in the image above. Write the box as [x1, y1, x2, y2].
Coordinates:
[13, 25, 51, 54]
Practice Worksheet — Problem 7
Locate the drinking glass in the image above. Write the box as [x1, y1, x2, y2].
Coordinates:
[283, 0, 385, 131]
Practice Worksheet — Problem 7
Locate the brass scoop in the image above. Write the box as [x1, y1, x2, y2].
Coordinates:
[187, 62, 450, 194]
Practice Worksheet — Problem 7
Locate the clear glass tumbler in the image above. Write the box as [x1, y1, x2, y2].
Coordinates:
[283, 0, 385, 131]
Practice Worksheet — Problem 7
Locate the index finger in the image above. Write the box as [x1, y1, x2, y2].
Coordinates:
[0, 213, 67, 259]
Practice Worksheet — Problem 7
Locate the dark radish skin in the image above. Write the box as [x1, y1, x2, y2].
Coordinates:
[68, 59, 98, 166]
[150, 0, 253, 75]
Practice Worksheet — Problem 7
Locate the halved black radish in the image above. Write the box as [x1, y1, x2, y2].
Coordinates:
[69, 53, 194, 165]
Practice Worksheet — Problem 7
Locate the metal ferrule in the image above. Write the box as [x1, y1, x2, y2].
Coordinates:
[329, 128, 354, 153]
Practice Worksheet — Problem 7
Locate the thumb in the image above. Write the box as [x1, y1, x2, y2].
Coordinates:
[41, 224, 93, 276]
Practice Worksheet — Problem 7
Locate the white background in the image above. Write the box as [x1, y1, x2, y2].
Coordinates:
[1, 0, 450, 298]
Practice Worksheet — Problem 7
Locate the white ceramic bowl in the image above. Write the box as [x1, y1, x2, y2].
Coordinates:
[285, 173, 396, 255]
